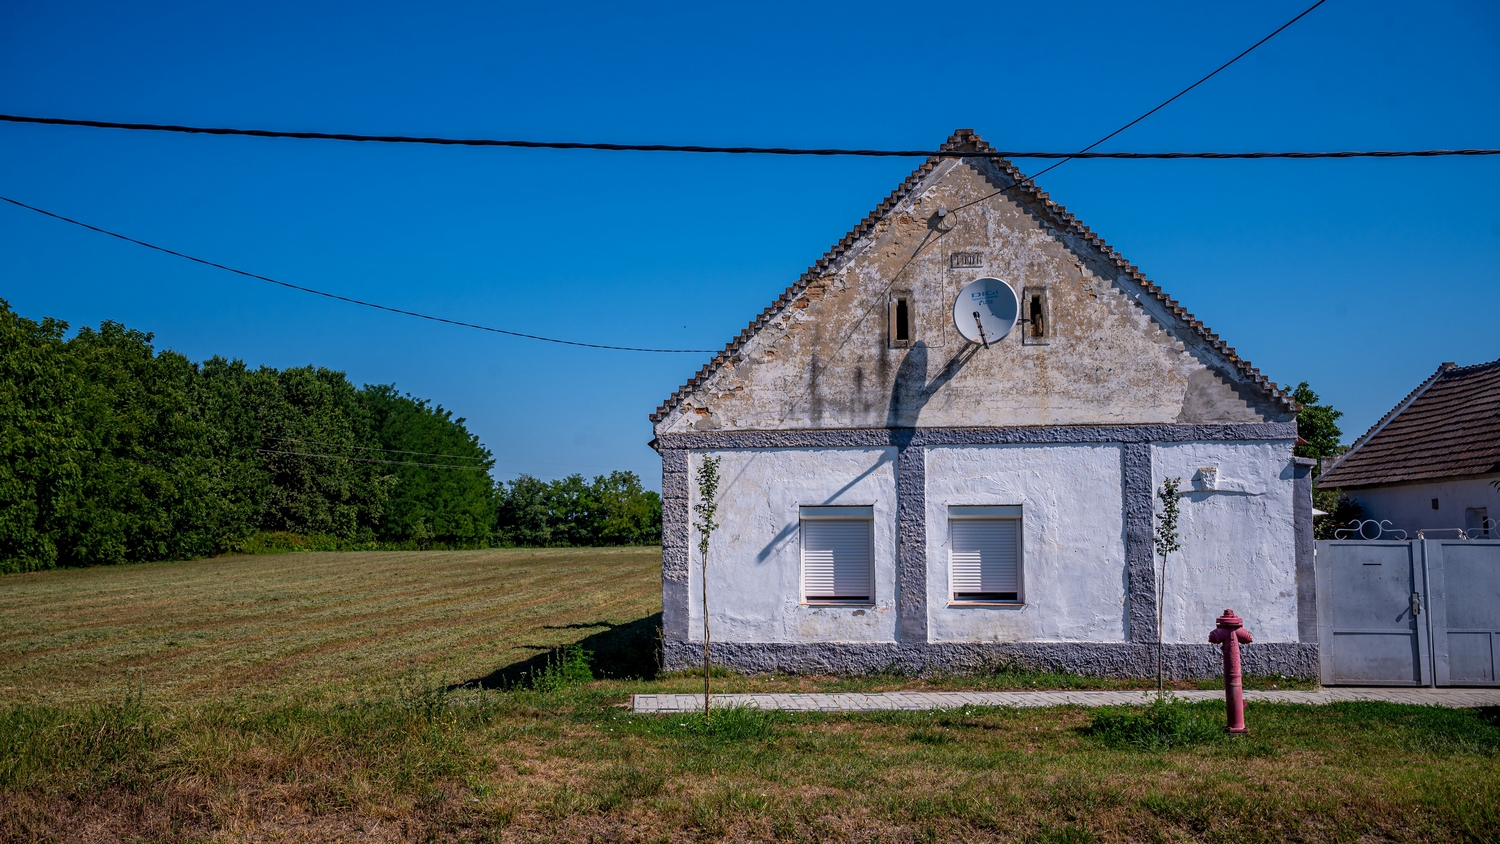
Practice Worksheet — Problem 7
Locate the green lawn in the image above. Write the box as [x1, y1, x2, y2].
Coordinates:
[1, 550, 1496, 842]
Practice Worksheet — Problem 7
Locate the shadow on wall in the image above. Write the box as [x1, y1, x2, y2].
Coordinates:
[451, 613, 662, 690]
[887, 341, 978, 427]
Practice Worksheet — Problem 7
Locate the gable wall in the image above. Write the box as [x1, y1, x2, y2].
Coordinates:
[658, 158, 1287, 435]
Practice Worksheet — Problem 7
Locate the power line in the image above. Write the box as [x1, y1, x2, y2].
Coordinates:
[1074, 0, 1331, 161]
[953, 0, 1334, 217]
[258, 449, 492, 471]
[263, 436, 489, 461]
[0, 195, 719, 354]
[1, 112, 1493, 159]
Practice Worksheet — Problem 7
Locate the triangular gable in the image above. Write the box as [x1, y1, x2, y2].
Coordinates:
[1318, 358, 1500, 487]
[652, 129, 1296, 431]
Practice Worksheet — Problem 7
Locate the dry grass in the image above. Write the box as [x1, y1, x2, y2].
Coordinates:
[1, 549, 1496, 843]
[0, 548, 660, 706]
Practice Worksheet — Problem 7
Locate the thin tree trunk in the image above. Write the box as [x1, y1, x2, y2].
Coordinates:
[702, 555, 711, 723]
[1157, 556, 1166, 697]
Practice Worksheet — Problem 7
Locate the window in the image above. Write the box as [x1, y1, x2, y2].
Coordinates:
[800, 506, 874, 603]
[1021, 287, 1049, 345]
[888, 290, 915, 348]
[948, 506, 1022, 603]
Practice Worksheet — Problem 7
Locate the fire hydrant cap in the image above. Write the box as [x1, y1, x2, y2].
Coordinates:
[1216, 609, 1243, 628]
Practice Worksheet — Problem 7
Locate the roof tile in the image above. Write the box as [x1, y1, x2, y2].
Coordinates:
[1318, 358, 1500, 487]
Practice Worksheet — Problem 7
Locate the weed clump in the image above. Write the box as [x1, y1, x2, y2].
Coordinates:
[647, 705, 781, 743]
[1084, 696, 1221, 750]
[528, 645, 594, 693]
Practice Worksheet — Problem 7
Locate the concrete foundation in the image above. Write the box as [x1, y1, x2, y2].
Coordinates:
[662, 639, 1320, 680]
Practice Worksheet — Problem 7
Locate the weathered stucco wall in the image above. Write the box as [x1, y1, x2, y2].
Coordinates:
[1346, 475, 1500, 536]
[656, 157, 1287, 438]
[685, 448, 899, 643]
[924, 444, 1127, 643]
[1152, 441, 1299, 644]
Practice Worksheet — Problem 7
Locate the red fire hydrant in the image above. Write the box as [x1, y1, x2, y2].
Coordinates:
[1208, 609, 1253, 734]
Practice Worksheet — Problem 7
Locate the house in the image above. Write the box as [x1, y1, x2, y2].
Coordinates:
[1317, 358, 1500, 538]
[649, 130, 1318, 678]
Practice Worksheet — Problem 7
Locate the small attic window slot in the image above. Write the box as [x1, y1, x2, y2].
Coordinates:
[1021, 287, 1049, 346]
[889, 291, 915, 348]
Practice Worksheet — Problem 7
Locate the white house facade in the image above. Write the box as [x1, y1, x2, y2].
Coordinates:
[650, 130, 1318, 678]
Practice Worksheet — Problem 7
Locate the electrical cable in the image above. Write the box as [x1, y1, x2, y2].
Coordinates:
[262, 436, 490, 461]
[0, 195, 719, 354]
[952, 0, 1335, 215]
[257, 449, 493, 470]
[1, 112, 1493, 159]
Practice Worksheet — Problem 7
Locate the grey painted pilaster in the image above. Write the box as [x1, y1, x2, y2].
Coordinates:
[1123, 442, 1158, 643]
[660, 449, 690, 645]
[1292, 457, 1317, 643]
[895, 432, 927, 643]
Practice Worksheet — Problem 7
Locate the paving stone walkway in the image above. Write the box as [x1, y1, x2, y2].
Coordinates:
[632, 687, 1500, 713]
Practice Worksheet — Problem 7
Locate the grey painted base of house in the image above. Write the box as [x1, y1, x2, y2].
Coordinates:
[661, 639, 1319, 680]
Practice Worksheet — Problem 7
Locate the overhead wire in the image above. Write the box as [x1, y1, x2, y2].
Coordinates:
[262, 436, 490, 461]
[0, 111, 1493, 159]
[951, 0, 1335, 217]
[257, 448, 656, 476]
[0, 195, 719, 354]
[257, 449, 493, 470]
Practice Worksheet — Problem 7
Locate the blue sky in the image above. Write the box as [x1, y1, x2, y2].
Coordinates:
[2, 0, 1497, 488]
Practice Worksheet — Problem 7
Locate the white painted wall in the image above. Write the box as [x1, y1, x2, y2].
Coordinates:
[686, 448, 899, 643]
[687, 440, 1299, 647]
[1151, 441, 1298, 644]
[924, 444, 1127, 643]
[1346, 475, 1500, 537]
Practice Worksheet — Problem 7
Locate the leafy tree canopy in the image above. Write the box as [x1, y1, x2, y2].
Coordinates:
[0, 301, 659, 573]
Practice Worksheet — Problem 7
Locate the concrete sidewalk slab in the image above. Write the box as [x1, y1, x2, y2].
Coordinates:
[632, 687, 1500, 713]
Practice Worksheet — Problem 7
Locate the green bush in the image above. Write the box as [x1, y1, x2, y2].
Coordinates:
[1084, 696, 1222, 750]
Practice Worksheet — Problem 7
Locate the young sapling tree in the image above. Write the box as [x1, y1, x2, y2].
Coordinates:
[1154, 476, 1183, 697]
[692, 455, 722, 721]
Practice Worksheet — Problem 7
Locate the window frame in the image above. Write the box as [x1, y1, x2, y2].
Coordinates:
[799, 505, 876, 606]
[947, 505, 1024, 606]
[888, 290, 916, 349]
[1021, 286, 1049, 346]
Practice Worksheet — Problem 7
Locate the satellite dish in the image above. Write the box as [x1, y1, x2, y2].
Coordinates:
[952, 277, 1018, 347]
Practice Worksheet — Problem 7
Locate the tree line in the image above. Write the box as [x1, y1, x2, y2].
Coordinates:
[0, 301, 660, 573]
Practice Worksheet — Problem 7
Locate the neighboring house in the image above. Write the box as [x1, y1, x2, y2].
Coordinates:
[1318, 358, 1500, 538]
[650, 130, 1317, 678]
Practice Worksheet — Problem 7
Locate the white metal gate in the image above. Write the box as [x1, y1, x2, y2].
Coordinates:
[1315, 539, 1500, 686]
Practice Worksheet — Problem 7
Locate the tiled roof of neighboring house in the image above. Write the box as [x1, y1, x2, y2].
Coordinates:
[650, 129, 1296, 425]
[1318, 357, 1500, 488]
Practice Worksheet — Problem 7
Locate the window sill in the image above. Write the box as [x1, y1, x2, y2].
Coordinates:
[803, 600, 875, 607]
[948, 600, 1025, 607]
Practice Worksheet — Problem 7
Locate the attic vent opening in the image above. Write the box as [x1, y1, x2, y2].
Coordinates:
[888, 291, 915, 348]
[1021, 287, 1049, 345]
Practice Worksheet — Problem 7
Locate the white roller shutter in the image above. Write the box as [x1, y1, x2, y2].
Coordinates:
[950, 518, 1019, 601]
[801, 519, 872, 602]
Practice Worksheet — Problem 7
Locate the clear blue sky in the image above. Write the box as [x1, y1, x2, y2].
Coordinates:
[3, 1, 1497, 488]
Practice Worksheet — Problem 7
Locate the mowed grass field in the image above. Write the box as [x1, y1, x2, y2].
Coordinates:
[0, 548, 661, 707]
[2, 549, 1498, 843]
